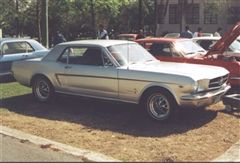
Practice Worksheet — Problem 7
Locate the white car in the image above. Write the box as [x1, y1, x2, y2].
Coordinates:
[192, 37, 240, 53]
[12, 40, 230, 121]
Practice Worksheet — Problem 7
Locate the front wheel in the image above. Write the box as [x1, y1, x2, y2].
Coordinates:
[32, 76, 54, 102]
[143, 90, 177, 121]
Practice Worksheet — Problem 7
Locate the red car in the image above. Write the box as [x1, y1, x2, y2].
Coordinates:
[136, 22, 240, 89]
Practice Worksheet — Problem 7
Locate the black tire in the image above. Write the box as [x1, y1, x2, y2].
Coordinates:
[142, 89, 178, 121]
[32, 76, 54, 102]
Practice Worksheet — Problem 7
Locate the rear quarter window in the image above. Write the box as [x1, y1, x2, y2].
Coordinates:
[2, 41, 34, 55]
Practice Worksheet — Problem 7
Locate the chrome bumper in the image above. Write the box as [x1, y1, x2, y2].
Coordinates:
[180, 85, 231, 107]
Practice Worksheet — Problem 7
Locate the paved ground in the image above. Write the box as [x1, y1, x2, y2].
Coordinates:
[213, 140, 240, 162]
[0, 126, 120, 162]
[0, 134, 84, 162]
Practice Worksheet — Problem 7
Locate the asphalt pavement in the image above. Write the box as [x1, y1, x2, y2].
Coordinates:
[0, 126, 120, 162]
[0, 134, 84, 162]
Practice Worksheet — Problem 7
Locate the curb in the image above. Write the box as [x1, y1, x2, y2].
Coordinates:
[212, 140, 240, 162]
[0, 126, 121, 162]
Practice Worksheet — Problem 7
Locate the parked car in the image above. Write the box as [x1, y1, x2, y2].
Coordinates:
[164, 33, 180, 38]
[164, 32, 213, 38]
[136, 22, 240, 89]
[12, 40, 230, 121]
[202, 33, 213, 37]
[198, 33, 213, 37]
[117, 34, 141, 41]
[192, 37, 240, 53]
[0, 38, 48, 79]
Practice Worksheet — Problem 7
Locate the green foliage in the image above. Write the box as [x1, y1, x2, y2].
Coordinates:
[0, 0, 17, 35]
[0, 0, 154, 40]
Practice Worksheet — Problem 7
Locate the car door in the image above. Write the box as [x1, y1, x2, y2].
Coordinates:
[57, 46, 118, 99]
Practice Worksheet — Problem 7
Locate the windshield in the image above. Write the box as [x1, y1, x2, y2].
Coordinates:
[229, 40, 240, 52]
[107, 43, 156, 66]
[174, 40, 206, 55]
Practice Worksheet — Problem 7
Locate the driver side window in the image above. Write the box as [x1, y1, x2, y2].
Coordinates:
[59, 47, 114, 67]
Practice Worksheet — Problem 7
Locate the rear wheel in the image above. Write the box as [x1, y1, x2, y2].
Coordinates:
[32, 76, 54, 102]
[142, 89, 178, 121]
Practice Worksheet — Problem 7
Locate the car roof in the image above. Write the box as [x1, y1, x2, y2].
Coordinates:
[0, 38, 47, 50]
[60, 40, 135, 47]
[0, 38, 36, 43]
[136, 37, 189, 43]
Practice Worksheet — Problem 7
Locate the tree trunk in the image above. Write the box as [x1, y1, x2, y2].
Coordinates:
[154, 0, 158, 36]
[138, 0, 143, 32]
[90, 0, 96, 38]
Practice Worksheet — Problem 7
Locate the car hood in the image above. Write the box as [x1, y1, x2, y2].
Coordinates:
[206, 22, 240, 56]
[127, 61, 229, 81]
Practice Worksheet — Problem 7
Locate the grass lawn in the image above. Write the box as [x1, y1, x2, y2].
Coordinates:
[0, 82, 239, 161]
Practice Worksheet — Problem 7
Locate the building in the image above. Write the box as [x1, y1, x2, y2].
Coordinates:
[156, 0, 240, 36]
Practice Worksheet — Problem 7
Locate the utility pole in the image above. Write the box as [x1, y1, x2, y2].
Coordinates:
[41, 0, 49, 48]
[45, 0, 49, 48]
[37, 0, 42, 43]
[15, 0, 19, 37]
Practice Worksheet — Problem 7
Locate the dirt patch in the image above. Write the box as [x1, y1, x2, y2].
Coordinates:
[1, 83, 239, 161]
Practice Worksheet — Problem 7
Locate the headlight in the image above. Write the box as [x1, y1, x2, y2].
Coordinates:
[193, 81, 199, 93]
[193, 79, 209, 93]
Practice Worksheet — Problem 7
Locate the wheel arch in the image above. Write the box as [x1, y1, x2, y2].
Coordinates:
[30, 73, 54, 88]
[138, 85, 179, 106]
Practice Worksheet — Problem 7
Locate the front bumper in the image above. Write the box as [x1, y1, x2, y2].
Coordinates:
[180, 84, 231, 107]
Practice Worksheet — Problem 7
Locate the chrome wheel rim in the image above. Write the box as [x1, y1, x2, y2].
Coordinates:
[35, 79, 50, 100]
[148, 94, 170, 119]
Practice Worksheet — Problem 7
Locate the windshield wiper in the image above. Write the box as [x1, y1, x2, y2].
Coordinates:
[145, 59, 154, 62]
[129, 62, 137, 65]
[186, 52, 195, 55]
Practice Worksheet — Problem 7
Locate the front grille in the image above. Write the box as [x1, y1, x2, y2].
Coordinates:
[209, 74, 228, 88]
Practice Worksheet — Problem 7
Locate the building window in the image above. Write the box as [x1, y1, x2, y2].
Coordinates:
[169, 4, 180, 24]
[186, 4, 199, 24]
[204, 3, 218, 24]
[228, 7, 240, 24]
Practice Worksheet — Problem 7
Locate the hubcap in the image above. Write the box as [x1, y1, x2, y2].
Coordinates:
[149, 94, 170, 119]
[35, 79, 50, 100]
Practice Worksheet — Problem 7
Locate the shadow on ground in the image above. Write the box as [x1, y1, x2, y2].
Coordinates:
[1, 93, 221, 137]
[0, 77, 16, 83]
